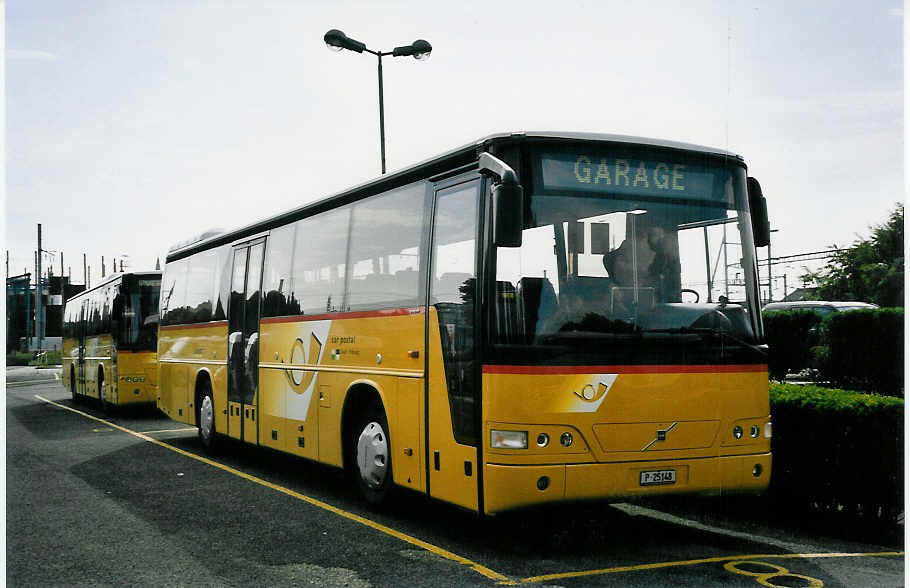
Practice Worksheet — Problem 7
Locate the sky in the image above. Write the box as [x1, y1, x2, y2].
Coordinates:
[4, 0, 904, 301]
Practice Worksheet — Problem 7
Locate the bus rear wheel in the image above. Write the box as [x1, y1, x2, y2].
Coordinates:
[352, 404, 393, 506]
[198, 381, 219, 453]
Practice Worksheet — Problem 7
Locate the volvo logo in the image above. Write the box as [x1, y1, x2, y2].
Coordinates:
[642, 422, 678, 452]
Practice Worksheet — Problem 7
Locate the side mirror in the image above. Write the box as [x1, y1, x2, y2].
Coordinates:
[747, 177, 770, 247]
[479, 152, 524, 248]
[492, 180, 524, 248]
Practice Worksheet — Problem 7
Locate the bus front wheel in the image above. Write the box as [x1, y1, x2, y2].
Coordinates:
[198, 381, 219, 453]
[98, 369, 111, 413]
[353, 405, 393, 506]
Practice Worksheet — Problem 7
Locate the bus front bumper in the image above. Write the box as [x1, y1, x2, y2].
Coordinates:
[483, 452, 771, 515]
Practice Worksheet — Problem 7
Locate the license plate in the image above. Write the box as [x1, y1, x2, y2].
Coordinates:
[640, 469, 676, 486]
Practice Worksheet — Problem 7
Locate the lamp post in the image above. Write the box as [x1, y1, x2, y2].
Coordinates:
[324, 29, 432, 174]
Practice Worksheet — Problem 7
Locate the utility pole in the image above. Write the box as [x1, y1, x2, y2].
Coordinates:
[101, 256, 106, 278]
[83, 253, 87, 287]
[37, 224, 43, 351]
[767, 242, 772, 303]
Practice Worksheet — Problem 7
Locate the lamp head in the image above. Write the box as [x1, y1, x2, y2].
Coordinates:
[324, 29, 366, 53]
[392, 39, 432, 60]
[411, 39, 432, 60]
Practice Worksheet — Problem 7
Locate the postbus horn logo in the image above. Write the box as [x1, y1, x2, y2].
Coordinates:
[286, 333, 323, 391]
[574, 382, 610, 403]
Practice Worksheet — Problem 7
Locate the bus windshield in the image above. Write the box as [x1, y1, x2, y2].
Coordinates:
[492, 146, 763, 363]
[117, 276, 160, 351]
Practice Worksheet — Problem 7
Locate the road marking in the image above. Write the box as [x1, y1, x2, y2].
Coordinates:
[725, 560, 823, 588]
[520, 551, 903, 584]
[139, 428, 198, 435]
[8, 379, 57, 388]
[33, 395, 513, 585]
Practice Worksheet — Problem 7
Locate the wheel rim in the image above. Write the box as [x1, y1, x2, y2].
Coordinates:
[356, 421, 388, 489]
[200, 395, 214, 441]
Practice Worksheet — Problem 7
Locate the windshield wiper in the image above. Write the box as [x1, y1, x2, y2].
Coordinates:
[641, 326, 762, 351]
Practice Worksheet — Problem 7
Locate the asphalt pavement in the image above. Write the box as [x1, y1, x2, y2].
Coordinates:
[6, 373, 905, 587]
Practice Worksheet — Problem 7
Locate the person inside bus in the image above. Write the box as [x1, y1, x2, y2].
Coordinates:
[602, 222, 680, 308]
[644, 225, 682, 302]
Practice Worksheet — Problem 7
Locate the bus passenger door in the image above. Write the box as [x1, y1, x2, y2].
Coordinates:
[426, 179, 481, 512]
[77, 301, 87, 396]
[227, 240, 265, 445]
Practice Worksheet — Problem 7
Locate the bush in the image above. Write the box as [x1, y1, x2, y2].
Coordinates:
[29, 350, 62, 366]
[816, 308, 904, 396]
[762, 310, 822, 380]
[768, 383, 903, 523]
[6, 351, 33, 366]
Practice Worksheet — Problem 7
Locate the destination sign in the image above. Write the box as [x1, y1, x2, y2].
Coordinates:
[539, 151, 734, 205]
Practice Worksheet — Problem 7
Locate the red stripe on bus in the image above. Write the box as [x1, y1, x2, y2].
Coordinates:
[159, 320, 229, 332]
[482, 364, 768, 375]
[260, 307, 425, 324]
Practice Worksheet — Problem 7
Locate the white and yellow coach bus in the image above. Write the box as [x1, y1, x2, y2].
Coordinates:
[63, 271, 161, 411]
[158, 132, 772, 514]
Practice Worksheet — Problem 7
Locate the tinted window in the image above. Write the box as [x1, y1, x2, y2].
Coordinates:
[161, 259, 189, 326]
[262, 224, 299, 317]
[186, 250, 217, 323]
[213, 245, 231, 321]
[347, 183, 425, 310]
[290, 207, 350, 314]
[118, 275, 161, 350]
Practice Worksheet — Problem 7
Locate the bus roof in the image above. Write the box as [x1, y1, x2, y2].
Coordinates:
[166, 131, 745, 262]
[64, 271, 162, 302]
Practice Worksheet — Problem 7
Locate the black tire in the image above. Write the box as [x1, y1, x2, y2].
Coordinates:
[98, 369, 111, 414]
[351, 403, 393, 506]
[198, 380, 219, 453]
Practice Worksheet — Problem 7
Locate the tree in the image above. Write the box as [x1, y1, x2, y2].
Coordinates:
[803, 203, 904, 307]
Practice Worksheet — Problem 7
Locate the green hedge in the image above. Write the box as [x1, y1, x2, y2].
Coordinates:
[769, 383, 903, 523]
[818, 308, 904, 396]
[762, 310, 823, 380]
[6, 351, 33, 366]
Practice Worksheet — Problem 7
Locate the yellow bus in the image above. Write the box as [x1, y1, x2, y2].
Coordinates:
[63, 271, 162, 411]
[158, 132, 772, 514]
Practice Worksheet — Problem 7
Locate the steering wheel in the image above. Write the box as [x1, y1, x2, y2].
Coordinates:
[681, 289, 700, 303]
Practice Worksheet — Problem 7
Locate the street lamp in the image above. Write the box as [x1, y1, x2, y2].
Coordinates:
[324, 29, 432, 174]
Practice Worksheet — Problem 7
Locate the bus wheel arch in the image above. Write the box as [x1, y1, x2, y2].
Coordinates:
[195, 371, 218, 453]
[341, 383, 393, 506]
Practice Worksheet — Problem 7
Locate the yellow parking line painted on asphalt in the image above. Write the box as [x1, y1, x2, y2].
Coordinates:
[520, 551, 904, 584]
[34, 395, 513, 585]
[139, 427, 198, 434]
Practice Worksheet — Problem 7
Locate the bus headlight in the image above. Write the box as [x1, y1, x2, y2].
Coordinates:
[764, 422, 772, 439]
[491, 429, 528, 449]
[733, 425, 743, 439]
